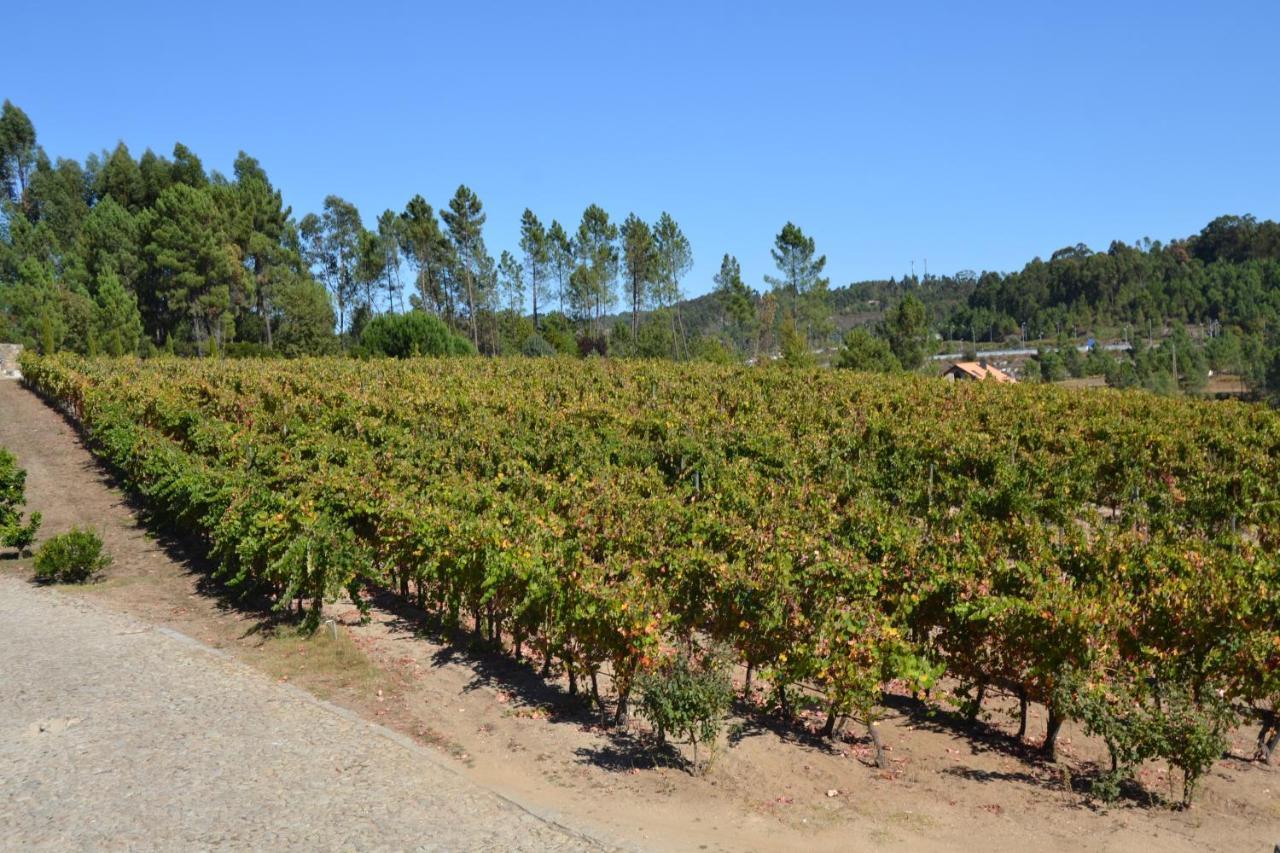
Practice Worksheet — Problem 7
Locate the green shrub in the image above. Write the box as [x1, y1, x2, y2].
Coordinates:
[0, 448, 41, 557]
[1056, 670, 1162, 802]
[689, 335, 738, 365]
[4, 511, 41, 556]
[1037, 350, 1068, 381]
[1159, 688, 1235, 807]
[520, 334, 557, 358]
[637, 648, 734, 771]
[835, 327, 899, 372]
[537, 312, 578, 355]
[34, 528, 111, 583]
[1056, 668, 1236, 806]
[359, 311, 473, 358]
[448, 333, 478, 356]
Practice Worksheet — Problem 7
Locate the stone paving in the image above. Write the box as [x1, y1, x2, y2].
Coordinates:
[0, 575, 609, 851]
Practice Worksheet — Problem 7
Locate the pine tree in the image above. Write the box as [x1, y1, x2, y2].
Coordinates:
[441, 185, 490, 346]
[138, 183, 241, 353]
[620, 214, 657, 337]
[882, 293, 930, 370]
[519, 209, 550, 329]
[652, 212, 692, 356]
[764, 222, 830, 347]
[377, 209, 405, 313]
[573, 205, 618, 330]
[227, 152, 295, 347]
[399, 195, 455, 320]
[713, 254, 755, 352]
[546, 220, 574, 317]
[95, 272, 144, 356]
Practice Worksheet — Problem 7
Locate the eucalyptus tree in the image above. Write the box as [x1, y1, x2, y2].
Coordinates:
[25, 154, 88, 253]
[93, 143, 145, 213]
[0, 100, 344, 356]
[475, 247, 500, 353]
[299, 195, 362, 336]
[137, 149, 172, 208]
[498, 249, 525, 314]
[0, 100, 37, 205]
[170, 143, 207, 188]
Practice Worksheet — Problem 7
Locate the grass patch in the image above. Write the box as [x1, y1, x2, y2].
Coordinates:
[250, 623, 390, 702]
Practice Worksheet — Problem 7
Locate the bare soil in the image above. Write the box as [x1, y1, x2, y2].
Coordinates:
[1205, 373, 1249, 395]
[1054, 376, 1109, 390]
[1, 378, 1276, 852]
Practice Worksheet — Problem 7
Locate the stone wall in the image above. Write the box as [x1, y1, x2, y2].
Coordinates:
[0, 343, 24, 379]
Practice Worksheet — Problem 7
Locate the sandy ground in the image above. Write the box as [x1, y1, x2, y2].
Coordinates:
[1, 378, 1277, 852]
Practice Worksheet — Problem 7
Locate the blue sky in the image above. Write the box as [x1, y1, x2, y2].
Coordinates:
[7, 1, 1280, 298]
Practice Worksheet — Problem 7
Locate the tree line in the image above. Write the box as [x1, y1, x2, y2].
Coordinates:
[0, 100, 331, 357]
[3, 96, 1279, 399]
[0, 100, 831, 363]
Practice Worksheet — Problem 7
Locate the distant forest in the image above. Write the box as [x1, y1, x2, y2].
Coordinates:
[2, 99, 1278, 398]
[834, 219, 1280, 345]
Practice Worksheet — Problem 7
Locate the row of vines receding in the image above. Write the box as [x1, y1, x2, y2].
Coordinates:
[21, 352, 1280, 804]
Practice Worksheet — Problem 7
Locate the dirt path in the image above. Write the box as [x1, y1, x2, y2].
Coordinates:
[0, 575, 602, 851]
[1, 378, 1276, 852]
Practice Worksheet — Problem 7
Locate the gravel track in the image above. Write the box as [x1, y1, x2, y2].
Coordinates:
[0, 574, 605, 851]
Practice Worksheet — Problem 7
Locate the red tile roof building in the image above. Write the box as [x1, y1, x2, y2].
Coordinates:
[941, 360, 1016, 383]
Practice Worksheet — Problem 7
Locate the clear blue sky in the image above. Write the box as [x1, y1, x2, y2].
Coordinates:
[8, 1, 1280, 298]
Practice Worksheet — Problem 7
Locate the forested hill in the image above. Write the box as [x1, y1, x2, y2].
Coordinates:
[959, 216, 1280, 341]
[665, 215, 1280, 348]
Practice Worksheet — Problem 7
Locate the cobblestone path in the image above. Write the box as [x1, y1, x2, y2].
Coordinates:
[0, 575, 605, 851]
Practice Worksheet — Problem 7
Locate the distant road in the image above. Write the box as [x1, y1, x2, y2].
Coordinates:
[930, 342, 1132, 361]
